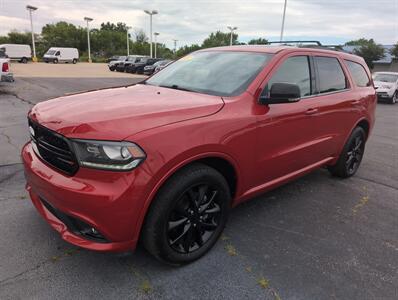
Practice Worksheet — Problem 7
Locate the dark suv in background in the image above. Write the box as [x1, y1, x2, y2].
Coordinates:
[127, 57, 162, 74]
[115, 55, 146, 72]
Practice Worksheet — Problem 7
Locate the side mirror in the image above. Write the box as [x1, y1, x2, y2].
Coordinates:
[259, 83, 301, 105]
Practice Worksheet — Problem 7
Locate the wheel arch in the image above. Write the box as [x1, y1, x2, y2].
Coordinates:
[133, 152, 240, 242]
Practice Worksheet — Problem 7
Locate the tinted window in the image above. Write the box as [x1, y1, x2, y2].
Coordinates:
[345, 60, 370, 87]
[373, 73, 398, 83]
[55, 51, 60, 56]
[264, 56, 311, 97]
[147, 51, 273, 97]
[315, 57, 347, 93]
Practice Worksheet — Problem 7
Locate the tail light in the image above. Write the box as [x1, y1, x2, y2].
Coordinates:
[2, 62, 9, 72]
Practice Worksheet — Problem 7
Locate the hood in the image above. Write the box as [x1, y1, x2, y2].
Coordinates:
[374, 81, 394, 89]
[29, 84, 224, 141]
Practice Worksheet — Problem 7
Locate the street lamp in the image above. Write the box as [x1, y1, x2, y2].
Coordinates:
[126, 26, 131, 56]
[154, 32, 159, 58]
[280, 0, 287, 41]
[172, 39, 178, 57]
[227, 26, 237, 46]
[26, 5, 38, 62]
[84, 17, 93, 63]
[144, 10, 158, 58]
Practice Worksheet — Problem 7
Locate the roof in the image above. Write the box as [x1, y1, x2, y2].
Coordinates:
[200, 45, 362, 61]
[342, 45, 394, 64]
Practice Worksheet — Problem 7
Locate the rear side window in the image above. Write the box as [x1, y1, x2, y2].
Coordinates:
[315, 56, 347, 93]
[345, 60, 370, 87]
[265, 56, 311, 97]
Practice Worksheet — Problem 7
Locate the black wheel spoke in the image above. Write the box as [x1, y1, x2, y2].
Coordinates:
[200, 221, 218, 230]
[168, 217, 188, 231]
[195, 227, 204, 246]
[204, 203, 221, 214]
[182, 226, 194, 252]
[170, 223, 191, 246]
[199, 190, 217, 213]
[198, 185, 208, 205]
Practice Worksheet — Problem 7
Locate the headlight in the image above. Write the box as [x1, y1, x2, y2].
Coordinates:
[72, 140, 146, 171]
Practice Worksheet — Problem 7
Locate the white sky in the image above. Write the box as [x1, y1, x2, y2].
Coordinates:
[0, 0, 397, 48]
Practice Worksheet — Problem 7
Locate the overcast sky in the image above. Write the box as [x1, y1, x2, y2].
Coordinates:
[0, 0, 397, 49]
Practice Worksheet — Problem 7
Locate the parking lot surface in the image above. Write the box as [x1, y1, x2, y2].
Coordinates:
[11, 62, 144, 78]
[0, 71, 397, 299]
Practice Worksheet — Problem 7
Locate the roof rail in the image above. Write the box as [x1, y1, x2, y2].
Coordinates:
[267, 40, 322, 46]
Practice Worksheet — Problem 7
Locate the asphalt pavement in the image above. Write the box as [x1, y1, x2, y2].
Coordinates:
[0, 77, 397, 299]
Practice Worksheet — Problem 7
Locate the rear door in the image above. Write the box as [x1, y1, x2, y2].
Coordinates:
[311, 55, 359, 156]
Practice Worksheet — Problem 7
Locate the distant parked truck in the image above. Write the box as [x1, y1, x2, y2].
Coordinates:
[0, 44, 32, 63]
[43, 47, 79, 64]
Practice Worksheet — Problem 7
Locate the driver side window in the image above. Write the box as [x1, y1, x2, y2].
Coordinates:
[55, 51, 60, 56]
[262, 56, 311, 98]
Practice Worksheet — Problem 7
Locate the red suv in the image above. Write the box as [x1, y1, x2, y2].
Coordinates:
[22, 46, 376, 265]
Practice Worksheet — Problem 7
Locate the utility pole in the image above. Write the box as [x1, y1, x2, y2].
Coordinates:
[280, 0, 287, 41]
[227, 26, 237, 46]
[26, 5, 38, 62]
[84, 17, 93, 63]
[144, 10, 158, 58]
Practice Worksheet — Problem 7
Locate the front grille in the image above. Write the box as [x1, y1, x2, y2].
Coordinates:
[29, 119, 79, 175]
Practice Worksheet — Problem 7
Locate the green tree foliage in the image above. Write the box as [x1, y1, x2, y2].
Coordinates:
[248, 38, 269, 45]
[202, 31, 238, 48]
[100, 22, 129, 32]
[176, 44, 201, 57]
[346, 38, 385, 69]
[391, 42, 398, 59]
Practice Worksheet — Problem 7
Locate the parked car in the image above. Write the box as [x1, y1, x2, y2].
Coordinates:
[108, 56, 126, 71]
[107, 55, 125, 63]
[0, 56, 13, 82]
[154, 60, 173, 73]
[116, 55, 146, 72]
[43, 47, 79, 64]
[127, 58, 162, 74]
[22, 45, 376, 265]
[372, 72, 398, 104]
[143, 59, 172, 75]
[0, 44, 31, 63]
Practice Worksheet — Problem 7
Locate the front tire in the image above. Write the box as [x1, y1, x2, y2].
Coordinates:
[389, 91, 397, 104]
[53, 58, 58, 64]
[328, 127, 366, 178]
[142, 163, 231, 265]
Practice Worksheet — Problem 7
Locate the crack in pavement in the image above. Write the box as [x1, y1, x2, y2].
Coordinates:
[355, 175, 398, 191]
[0, 131, 21, 151]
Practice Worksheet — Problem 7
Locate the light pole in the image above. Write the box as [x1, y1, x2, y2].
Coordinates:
[84, 17, 93, 63]
[280, 0, 287, 41]
[144, 10, 158, 58]
[126, 26, 130, 56]
[154, 32, 159, 58]
[26, 5, 38, 62]
[227, 26, 237, 46]
[172, 39, 178, 57]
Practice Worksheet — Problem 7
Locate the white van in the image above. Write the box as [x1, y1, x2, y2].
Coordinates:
[43, 47, 79, 64]
[0, 44, 32, 63]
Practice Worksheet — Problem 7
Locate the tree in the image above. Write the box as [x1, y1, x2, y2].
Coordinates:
[346, 38, 385, 69]
[176, 44, 201, 57]
[41, 22, 85, 50]
[100, 22, 128, 32]
[391, 42, 398, 60]
[133, 29, 148, 43]
[248, 38, 268, 45]
[202, 31, 238, 48]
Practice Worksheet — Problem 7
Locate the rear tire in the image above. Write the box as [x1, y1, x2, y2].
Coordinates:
[142, 163, 231, 265]
[328, 127, 366, 178]
[21, 57, 28, 64]
[72, 59, 77, 64]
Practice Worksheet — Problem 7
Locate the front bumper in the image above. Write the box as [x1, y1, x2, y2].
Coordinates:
[22, 142, 148, 252]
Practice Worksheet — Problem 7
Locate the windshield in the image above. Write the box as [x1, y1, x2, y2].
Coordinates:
[146, 51, 273, 96]
[374, 73, 398, 83]
[46, 50, 56, 55]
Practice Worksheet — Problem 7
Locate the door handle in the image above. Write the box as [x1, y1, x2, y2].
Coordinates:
[305, 108, 319, 115]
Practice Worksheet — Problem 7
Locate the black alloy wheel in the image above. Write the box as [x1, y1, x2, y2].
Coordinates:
[167, 183, 222, 254]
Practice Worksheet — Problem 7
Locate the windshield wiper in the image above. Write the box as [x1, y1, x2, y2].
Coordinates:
[159, 84, 199, 93]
